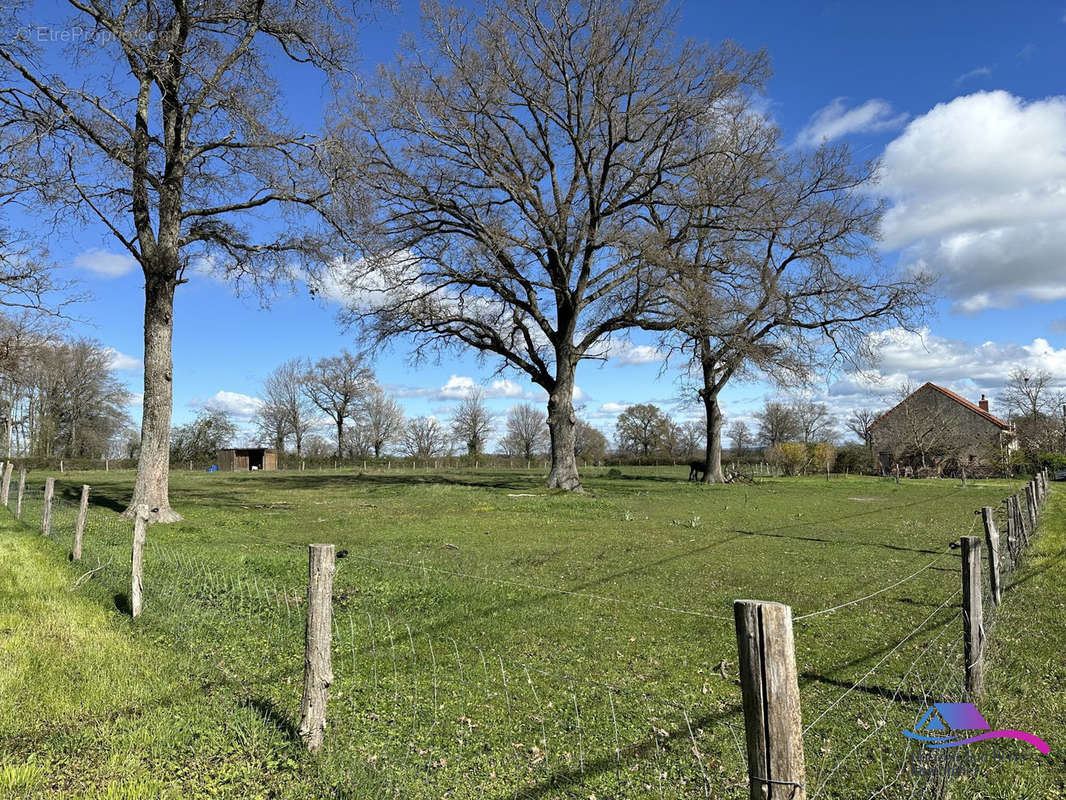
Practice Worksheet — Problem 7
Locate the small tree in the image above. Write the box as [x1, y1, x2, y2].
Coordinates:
[303, 351, 374, 458]
[674, 419, 705, 459]
[261, 360, 314, 457]
[1000, 367, 1056, 420]
[451, 390, 493, 457]
[500, 404, 549, 461]
[360, 385, 405, 458]
[793, 401, 836, 444]
[402, 416, 451, 459]
[574, 420, 608, 464]
[615, 403, 672, 458]
[756, 402, 800, 448]
[726, 419, 752, 456]
[171, 409, 237, 464]
[846, 408, 880, 448]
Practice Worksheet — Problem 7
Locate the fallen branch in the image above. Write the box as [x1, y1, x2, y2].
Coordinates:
[71, 557, 111, 591]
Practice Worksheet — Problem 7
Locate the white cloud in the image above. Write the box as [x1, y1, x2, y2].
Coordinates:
[103, 347, 141, 371]
[392, 374, 535, 401]
[796, 98, 908, 147]
[129, 392, 143, 408]
[73, 249, 137, 278]
[826, 327, 1066, 410]
[955, 66, 992, 84]
[878, 91, 1066, 312]
[196, 390, 263, 421]
[594, 339, 665, 366]
[599, 402, 631, 414]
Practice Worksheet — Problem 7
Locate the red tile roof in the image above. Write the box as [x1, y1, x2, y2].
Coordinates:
[868, 382, 1012, 432]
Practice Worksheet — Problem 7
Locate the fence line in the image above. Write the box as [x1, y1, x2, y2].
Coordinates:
[0, 469, 1053, 799]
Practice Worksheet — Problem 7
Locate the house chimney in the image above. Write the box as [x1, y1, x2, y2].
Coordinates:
[979, 394, 989, 412]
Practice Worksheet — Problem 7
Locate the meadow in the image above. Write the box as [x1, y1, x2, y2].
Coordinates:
[0, 466, 1062, 799]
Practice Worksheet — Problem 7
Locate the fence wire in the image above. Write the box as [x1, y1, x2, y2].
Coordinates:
[0, 472, 1051, 800]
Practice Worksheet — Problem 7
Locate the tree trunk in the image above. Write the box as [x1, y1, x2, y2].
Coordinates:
[546, 362, 582, 492]
[701, 389, 726, 483]
[124, 276, 181, 522]
[699, 346, 727, 483]
[335, 418, 344, 458]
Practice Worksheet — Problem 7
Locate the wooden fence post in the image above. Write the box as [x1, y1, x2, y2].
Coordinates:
[73, 484, 90, 561]
[130, 504, 149, 618]
[42, 477, 55, 536]
[980, 507, 1001, 606]
[299, 543, 336, 753]
[961, 536, 984, 699]
[1, 461, 12, 506]
[15, 468, 25, 519]
[1004, 496, 1018, 567]
[1014, 492, 1029, 549]
[1024, 482, 1033, 525]
[734, 600, 806, 800]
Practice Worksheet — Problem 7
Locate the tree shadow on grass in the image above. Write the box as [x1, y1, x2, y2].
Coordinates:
[799, 671, 929, 707]
[113, 592, 131, 615]
[496, 702, 744, 800]
[242, 696, 302, 744]
[1002, 545, 1066, 593]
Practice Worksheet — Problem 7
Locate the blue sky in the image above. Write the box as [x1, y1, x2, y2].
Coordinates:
[22, 0, 1066, 446]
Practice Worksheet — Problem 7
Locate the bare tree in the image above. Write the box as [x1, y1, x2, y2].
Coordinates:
[726, 419, 751, 456]
[755, 401, 800, 448]
[254, 402, 290, 454]
[0, 227, 78, 315]
[643, 111, 931, 482]
[614, 403, 671, 458]
[303, 351, 374, 458]
[333, 0, 766, 491]
[793, 400, 836, 444]
[0, 2, 360, 520]
[359, 385, 405, 459]
[451, 390, 493, 457]
[846, 408, 880, 447]
[500, 403, 548, 460]
[402, 416, 451, 459]
[1000, 367, 1056, 420]
[674, 419, 705, 459]
[259, 360, 314, 456]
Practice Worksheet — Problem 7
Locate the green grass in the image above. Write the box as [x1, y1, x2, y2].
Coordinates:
[0, 466, 1062, 798]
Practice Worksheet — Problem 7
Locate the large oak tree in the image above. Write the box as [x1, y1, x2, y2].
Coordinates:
[333, 0, 765, 491]
[644, 116, 931, 482]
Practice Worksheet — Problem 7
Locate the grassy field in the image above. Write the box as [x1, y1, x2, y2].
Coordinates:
[0, 466, 1062, 799]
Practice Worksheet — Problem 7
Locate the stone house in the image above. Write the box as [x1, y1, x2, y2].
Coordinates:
[867, 383, 1015, 475]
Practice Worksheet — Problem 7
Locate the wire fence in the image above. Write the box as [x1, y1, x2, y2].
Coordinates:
[0, 469, 1053, 799]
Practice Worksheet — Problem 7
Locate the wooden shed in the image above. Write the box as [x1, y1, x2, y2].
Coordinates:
[217, 448, 277, 471]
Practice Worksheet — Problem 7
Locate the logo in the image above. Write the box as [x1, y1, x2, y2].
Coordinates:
[903, 702, 1049, 753]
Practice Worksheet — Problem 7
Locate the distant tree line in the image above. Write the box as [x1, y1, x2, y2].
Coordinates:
[0, 315, 132, 459]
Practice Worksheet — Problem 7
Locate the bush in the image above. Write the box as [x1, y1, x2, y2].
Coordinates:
[833, 444, 874, 474]
[767, 442, 809, 476]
